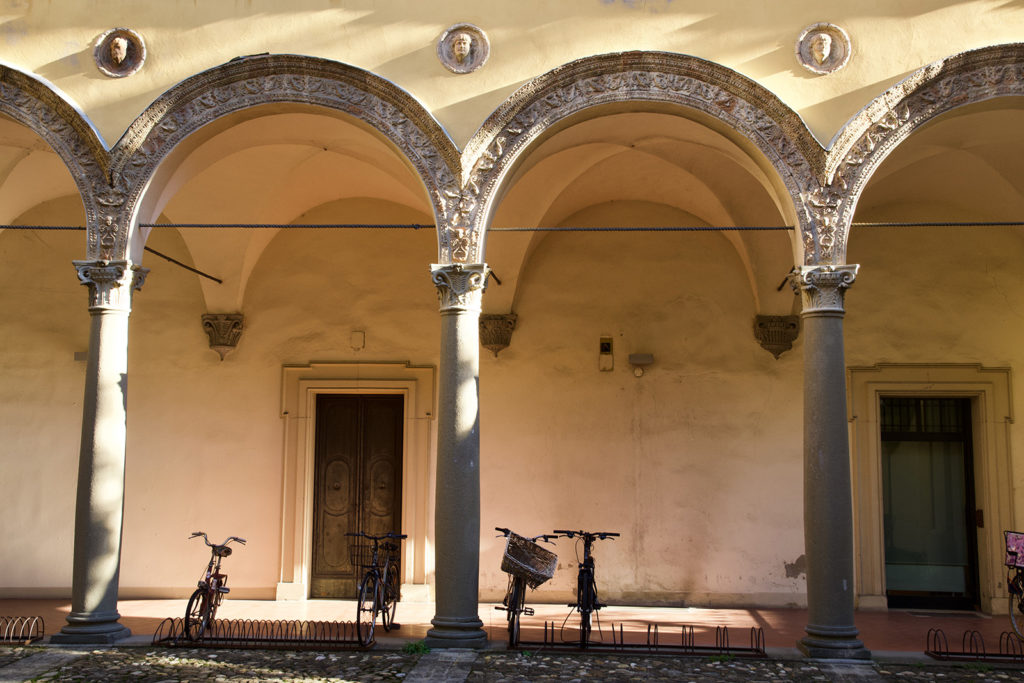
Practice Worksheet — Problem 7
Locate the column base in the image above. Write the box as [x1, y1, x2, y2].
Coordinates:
[798, 624, 871, 660]
[424, 615, 487, 649]
[51, 625, 132, 645]
[50, 610, 132, 645]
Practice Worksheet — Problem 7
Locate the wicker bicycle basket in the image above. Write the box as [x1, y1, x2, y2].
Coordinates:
[501, 533, 558, 589]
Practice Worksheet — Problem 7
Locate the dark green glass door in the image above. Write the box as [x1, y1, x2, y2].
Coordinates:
[881, 397, 978, 609]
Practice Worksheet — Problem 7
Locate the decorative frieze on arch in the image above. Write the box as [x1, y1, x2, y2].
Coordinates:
[0, 64, 110, 252]
[458, 51, 825, 264]
[100, 54, 459, 262]
[821, 43, 1024, 265]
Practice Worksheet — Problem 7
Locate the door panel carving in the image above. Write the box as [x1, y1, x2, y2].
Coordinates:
[311, 394, 403, 598]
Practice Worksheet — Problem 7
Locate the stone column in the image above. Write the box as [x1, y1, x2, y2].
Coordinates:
[425, 263, 488, 649]
[51, 260, 146, 645]
[793, 264, 870, 660]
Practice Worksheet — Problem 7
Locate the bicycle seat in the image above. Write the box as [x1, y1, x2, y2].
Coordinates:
[214, 546, 233, 558]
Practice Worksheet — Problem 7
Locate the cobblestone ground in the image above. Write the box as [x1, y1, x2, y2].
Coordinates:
[3, 647, 1024, 682]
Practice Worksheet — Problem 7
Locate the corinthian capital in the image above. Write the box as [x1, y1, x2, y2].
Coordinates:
[73, 260, 148, 311]
[791, 264, 858, 316]
[431, 263, 488, 313]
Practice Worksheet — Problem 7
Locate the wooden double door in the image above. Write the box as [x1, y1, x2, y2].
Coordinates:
[311, 394, 403, 598]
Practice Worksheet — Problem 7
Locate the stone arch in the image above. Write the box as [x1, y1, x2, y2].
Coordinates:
[0, 63, 109, 247]
[100, 54, 459, 262]
[459, 51, 824, 264]
[824, 43, 1024, 264]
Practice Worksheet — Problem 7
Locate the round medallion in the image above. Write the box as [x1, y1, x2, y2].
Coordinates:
[437, 24, 489, 74]
[796, 23, 851, 75]
[94, 28, 146, 78]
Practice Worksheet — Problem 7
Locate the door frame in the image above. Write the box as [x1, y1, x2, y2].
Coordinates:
[848, 363, 1014, 614]
[277, 361, 436, 601]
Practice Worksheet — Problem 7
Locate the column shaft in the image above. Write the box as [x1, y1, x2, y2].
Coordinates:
[425, 263, 488, 648]
[52, 261, 145, 644]
[795, 265, 870, 660]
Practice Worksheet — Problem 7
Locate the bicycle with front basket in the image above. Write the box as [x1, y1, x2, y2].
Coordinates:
[553, 529, 618, 648]
[494, 527, 559, 647]
[347, 530, 407, 644]
[1006, 530, 1024, 639]
[184, 531, 246, 640]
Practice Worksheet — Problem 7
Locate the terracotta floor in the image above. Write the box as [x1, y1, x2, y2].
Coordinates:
[1, 598, 1013, 654]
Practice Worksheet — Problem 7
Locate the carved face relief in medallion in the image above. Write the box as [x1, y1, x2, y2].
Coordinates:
[438, 23, 489, 74]
[796, 23, 850, 75]
[94, 28, 146, 78]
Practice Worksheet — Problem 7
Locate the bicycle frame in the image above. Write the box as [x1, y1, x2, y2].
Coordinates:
[347, 530, 406, 645]
[553, 529, 618, 648]
[184, 532, 245, 641]
[494, 527, 557, 648]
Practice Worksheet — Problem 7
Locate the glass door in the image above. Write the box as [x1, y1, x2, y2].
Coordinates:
[880, 397, 978, 609]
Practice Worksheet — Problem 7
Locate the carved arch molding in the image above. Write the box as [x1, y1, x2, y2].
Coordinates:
[0, 46, 1022, 265]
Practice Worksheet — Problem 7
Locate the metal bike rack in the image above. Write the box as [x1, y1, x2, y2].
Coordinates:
[0, 616, 44, 644]
[527, 621, 766, 657]
[925, 627, 1024, 663]
[152, 617, 369, 650]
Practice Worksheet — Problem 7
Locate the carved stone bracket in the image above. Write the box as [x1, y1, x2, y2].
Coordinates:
[73, 260, 147, 311]
[480, 313, 517, 357]
[201, 313, 244, 360]
[754, 315, 800, 359]
[431, 263, 488, 313]
[790, 265, 858, 316]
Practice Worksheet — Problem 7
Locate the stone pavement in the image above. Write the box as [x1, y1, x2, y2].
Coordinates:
[4, 645, 1024, 682]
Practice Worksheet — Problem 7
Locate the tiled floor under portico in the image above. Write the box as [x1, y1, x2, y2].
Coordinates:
[2, 598, 1011, 655]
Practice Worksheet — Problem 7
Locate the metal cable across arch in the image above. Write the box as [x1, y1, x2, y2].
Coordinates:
[8, 221, 1024, 231]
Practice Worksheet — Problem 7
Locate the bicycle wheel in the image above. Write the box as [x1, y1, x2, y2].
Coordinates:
[357, 573, 380, 644]
[381, 562, 399, 631]
[184, 588, 209, 640]
[1011, 571, 1024, 640]
[507, 577, 524, 648]
[578, 575, 593, 647]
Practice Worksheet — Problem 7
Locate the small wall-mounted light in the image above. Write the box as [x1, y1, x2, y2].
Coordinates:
[628, 353, 654, 377]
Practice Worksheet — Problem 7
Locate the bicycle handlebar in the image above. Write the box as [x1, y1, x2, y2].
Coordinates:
[495, 526, 557, 543]
[553, 529, 620, 540]
[189, 532, 246, 546]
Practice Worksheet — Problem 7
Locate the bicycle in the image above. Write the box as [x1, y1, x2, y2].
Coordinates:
[553, 529, 619, 648]
[494, 527, 559, 647]
[184, 531, 246, 640]
[347, 530, 407, 644]
[1006, 530, 1024, 638]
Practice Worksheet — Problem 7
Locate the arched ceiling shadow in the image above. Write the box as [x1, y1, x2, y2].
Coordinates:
[137, 108, 437, 313]
[0, 64, 107, 251]
[0, 116, 83, 229]
[97, 54, 457, 263]
[824, 43, 1024, 264]
[485, 111, 796, 317]
[460, 51, 821, 266]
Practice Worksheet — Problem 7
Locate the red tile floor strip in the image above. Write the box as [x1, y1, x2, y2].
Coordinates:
[1, 599, 1011, 653]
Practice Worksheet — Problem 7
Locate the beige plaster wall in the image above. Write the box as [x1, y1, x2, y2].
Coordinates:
[117, 208, 440, 597]
[0, 1, 1020, 146]
[0, 202, 87, 593]
[0, 195, 442, 597]
[478, 223, 808, 607]
[3, 8, 1024, 610]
